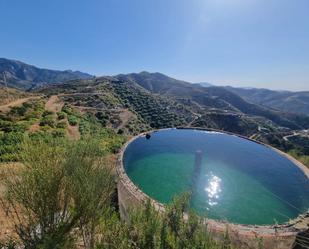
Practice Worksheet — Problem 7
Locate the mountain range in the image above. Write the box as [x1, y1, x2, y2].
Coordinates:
[225, 86, 309, 116]
[0, 58, 92, 90]
[0, 58, 309, 122]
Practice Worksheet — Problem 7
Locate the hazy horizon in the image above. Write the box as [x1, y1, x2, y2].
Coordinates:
[1, 0, 309, 91]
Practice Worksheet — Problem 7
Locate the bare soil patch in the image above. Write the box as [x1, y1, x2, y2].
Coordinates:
[45, 95, 64, 113]
[67, 123, 80, 140]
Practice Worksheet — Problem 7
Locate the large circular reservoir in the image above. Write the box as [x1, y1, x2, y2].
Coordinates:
[123, 128, 309, 225]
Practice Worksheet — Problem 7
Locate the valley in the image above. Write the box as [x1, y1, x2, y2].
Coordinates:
[0, 59, 309, 248]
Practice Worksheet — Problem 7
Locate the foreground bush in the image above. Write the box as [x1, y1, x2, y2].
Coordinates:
[96, 195, 234, 249]
[1, 138, 114, 249]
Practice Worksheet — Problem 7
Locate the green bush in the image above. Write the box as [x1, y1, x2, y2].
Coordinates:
[1, 138, 114, 249]
[56, 121, 67, 129]
[0, 120, 29, 133]
[7, 101, 45, 122]
[96, 194, 234, 249]
[9, 105, 27, 117]
[51, 129, 66, 138]
[42, 110, 54, 117]
[0, 132, 24, 162]
[62, 104, 74, 115]
[40, 125, 52, 132]
[68, 115, 78, 126]
[40, 115, 56, 128]
[57, 111, 66, 120]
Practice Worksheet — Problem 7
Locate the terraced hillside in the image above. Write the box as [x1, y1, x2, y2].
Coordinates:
[116, 72, 309, 130]
[39, 77, 194, 132]
[1, 75, 309, 167]
[39, 77, 268, 136]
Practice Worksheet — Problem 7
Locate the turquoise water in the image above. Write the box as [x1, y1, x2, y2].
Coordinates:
[124, 129, 309, 225]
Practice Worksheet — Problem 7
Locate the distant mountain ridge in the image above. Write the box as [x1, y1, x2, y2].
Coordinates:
[225, 86, 309, 116]
[0, 58, 92, 90]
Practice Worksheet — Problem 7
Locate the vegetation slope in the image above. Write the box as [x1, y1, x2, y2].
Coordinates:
[0, 69, 309, 248]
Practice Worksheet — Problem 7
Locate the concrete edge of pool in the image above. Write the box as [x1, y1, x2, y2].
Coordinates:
[116, 127, 309, 249]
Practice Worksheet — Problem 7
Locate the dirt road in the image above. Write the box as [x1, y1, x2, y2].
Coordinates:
[0, 96, 41, 112]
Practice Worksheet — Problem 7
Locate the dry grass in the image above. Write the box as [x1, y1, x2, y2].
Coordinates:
[0, 87, 29, 106]
[0, 163, 23, 241]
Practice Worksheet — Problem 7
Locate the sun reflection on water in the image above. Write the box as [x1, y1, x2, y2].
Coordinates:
[205, 172, 222, 206]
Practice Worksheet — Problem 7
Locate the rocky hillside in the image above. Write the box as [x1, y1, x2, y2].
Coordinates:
[0, 58, 92, 90]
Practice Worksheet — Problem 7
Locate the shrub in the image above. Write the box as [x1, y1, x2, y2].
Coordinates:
[42, 110, 54, 117]
[62, 104, 73, 115]
[9, 105, 27, 117]
[40, 115, 56, 128]
[57, 111, 66, 120]
[0, 132, 24, 162]
[0, 120, 29, 133]
[51, 129, 66, 138]
[96, 194, 234, 249]
[0, 138, 115, 249]
[56, 121, 67, 129]
[68, 115, 78, 126]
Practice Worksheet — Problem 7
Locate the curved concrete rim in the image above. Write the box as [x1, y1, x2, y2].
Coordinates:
[117, 127, 309, 237]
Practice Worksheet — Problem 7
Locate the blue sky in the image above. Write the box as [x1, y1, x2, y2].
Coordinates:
[0, 0, 308, 91]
